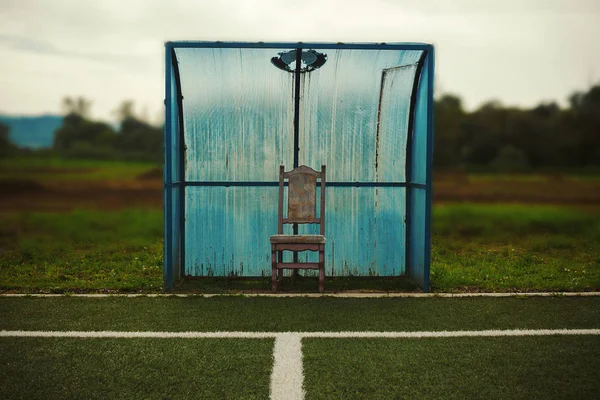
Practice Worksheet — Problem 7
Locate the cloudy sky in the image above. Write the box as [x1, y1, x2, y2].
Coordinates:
[0, 0, 599, 123]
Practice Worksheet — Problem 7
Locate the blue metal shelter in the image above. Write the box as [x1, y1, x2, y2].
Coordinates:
[164, 41, 434, 291]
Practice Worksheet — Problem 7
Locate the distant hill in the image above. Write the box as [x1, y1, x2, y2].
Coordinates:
[0, 114, 63, 149]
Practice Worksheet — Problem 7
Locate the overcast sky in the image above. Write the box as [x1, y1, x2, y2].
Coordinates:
[1, 0, 599, 123]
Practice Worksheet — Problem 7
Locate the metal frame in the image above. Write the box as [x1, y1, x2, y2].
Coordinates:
[404, 50, 429, 282]
[424, 50, 435, 292]
[164, 41, 434, 292]
[164, 49, 173, 291]
[166, 41, 433, 51]
[172, 181, 426, 188]
[171, 49, 186, 282]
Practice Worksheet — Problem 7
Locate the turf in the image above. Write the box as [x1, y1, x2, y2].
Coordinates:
[0, 338, 273, 400]
[303, 336, 600, 399]
[0, 297, 598, 332]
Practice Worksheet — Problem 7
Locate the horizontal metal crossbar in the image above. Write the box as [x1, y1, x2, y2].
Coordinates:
[169, 181, 426, 189]
[166, 41, 433, 51]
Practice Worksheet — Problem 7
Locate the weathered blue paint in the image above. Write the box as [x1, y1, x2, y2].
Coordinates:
[164, 42, 434, 289]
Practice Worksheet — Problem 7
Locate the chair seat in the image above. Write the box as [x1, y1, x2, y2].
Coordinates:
[270, 234, 326, 244]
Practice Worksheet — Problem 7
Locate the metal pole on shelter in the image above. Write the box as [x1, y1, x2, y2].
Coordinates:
[271, 48, 328, 265]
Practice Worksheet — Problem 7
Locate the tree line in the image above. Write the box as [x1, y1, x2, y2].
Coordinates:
[0, 97, 162, 162]
[51, 97, 163, 162]
[434, 84, 600, 170]
[2, 85, 600, 170]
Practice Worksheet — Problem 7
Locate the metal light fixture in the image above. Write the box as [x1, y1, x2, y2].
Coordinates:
[271, 49, 327, 73]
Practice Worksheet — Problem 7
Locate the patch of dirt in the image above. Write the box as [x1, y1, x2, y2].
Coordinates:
[0, 178, 162, 212]
[1, 174, 598, 213]
[0, 179, 48, 195]
[0, 166, 95, 174]
[136, 168, 163, 180]
[433, 192, 600, 205]
[433, 176, 600, 205]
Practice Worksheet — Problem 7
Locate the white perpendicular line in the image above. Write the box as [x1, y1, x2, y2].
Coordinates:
[1, 329, 598, 400]
[270, 333, 305, 400]
[300, 329, 600, 338]
[0, 329, 599, 339]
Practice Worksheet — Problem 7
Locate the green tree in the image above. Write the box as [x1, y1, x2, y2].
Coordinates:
[460, 100, 508, 166]
[434, 94, 466, 167]
[0, 121, 17, 157]
[62, 96, 92, 119]
[53, 97, 118, 158]
[567, 84, 600, 166]
[113, 100, 163, 162]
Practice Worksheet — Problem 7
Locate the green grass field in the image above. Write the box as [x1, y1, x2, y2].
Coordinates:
[0, 296, 598, 399]
[2, 134, 599, 398]
[303, 336, 599, 399]
[1, 157, 599, 293]
[0, 338, 273, 399]
[0, 209, 163, 292]
[431, 204, 600, 292]
[1, 204, 598, 293]
[0, 156, 159, 181]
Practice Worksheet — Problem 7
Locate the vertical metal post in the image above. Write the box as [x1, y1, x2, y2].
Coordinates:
[424, 48, 435, 292]
[164, 45, 173, 292]
[293, 48, 301, 169]
[172, 48, 186, 282]
[405, 52, 428, 279]
[292, 48, 302, 265]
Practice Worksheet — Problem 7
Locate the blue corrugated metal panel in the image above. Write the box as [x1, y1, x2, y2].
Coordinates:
[171, 44, 431, 278]
[185, 186, 276, 276]
[175, 48, 294, 182]
[300, 50, 421, 182]
[184, 186, 405, 276]
[409, 188, 427, 284]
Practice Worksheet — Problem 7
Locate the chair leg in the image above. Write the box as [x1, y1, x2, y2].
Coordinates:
[319, 249, 325, 293]
[277, 251, 283, 285]
[271, 248, 277, 292]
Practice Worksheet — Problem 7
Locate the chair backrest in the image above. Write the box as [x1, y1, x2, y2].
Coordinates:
[278, 165, 326, 235]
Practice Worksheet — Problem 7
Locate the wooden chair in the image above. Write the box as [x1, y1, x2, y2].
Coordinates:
[270, 165, 326, 293]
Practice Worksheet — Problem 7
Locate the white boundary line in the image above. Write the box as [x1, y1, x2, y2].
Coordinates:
[1, 329, 599, 338]
[1, 292, 599, 298]
[2, 328, 598, 400]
